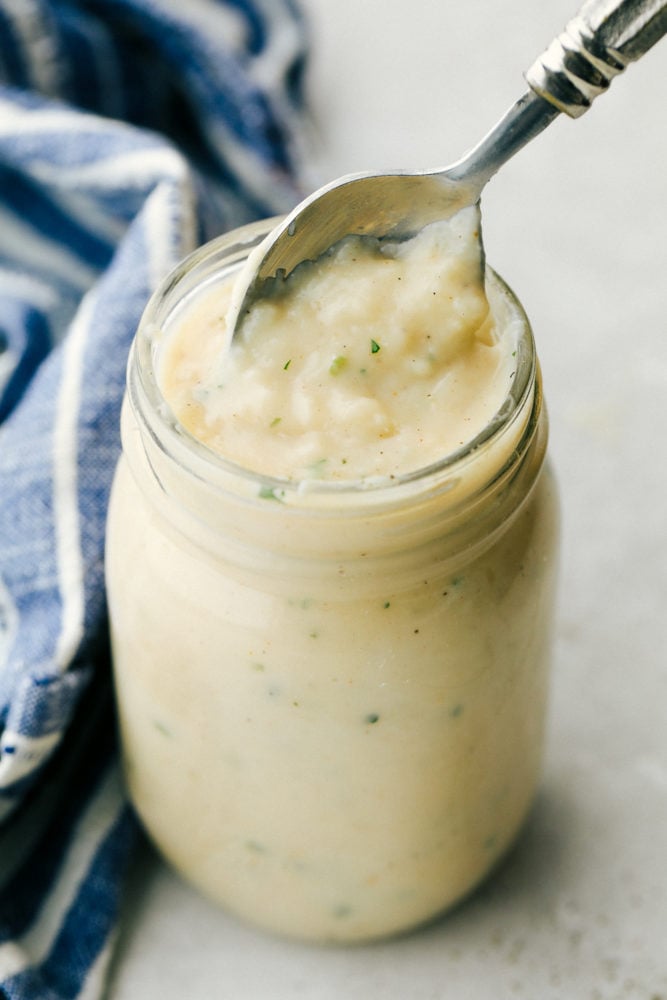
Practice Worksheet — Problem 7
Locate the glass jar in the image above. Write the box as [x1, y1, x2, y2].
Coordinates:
[106, 218, 559, 944]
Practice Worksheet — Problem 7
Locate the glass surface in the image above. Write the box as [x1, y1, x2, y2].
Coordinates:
[106, 220, 559, 943]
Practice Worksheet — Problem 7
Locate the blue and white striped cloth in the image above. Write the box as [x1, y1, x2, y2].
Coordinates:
[0, 1, 308, 995]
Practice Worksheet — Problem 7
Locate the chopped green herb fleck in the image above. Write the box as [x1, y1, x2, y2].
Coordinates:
[269, 416, 282, 427]
[283, 359, 291, 370]
[258, 485, 285, 502]
[365, 713, 380, 725]
[383, 601, 391, 609]
[288, 596, 314, 609]
[329, 355, 348, 375]
[450, 703, 464, 718]
[370, 339, 381, 354]
[309, 630, 319, 639]
[307, 457, 328, 477]
[245, 839, 267, 854]
[153, 719, 172, 738]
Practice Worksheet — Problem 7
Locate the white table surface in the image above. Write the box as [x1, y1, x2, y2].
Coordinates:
[106, 2, 667, 997]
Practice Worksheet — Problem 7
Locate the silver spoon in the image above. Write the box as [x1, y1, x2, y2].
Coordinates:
[228, 0, 667, 336]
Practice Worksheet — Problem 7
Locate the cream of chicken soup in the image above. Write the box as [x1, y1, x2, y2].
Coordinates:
[106, 209, 558, 942]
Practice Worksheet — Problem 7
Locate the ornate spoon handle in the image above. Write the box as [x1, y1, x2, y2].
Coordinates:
[525, 0, 667, 116]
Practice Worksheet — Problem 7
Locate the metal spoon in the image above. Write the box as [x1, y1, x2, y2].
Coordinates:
[228, 0, 667, 336]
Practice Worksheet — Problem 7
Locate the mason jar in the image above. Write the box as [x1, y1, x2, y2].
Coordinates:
[106, 218, 559, 944]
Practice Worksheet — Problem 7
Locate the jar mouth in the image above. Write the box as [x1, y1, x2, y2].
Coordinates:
[129, 218, 538, 511]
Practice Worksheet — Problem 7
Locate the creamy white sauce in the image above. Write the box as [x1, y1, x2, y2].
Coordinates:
[160, 207, 514, 482]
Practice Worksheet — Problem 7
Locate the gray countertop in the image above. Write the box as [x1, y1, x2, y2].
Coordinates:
[107, 1, 667, 996]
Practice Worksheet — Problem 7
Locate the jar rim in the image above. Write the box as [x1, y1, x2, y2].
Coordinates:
[129, 217, 539, 513]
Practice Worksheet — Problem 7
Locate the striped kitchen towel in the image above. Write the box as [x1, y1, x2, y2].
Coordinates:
[0, 1, 308, 996]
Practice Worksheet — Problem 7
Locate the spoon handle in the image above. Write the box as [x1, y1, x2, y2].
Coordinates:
[525, 0, 667, 116]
